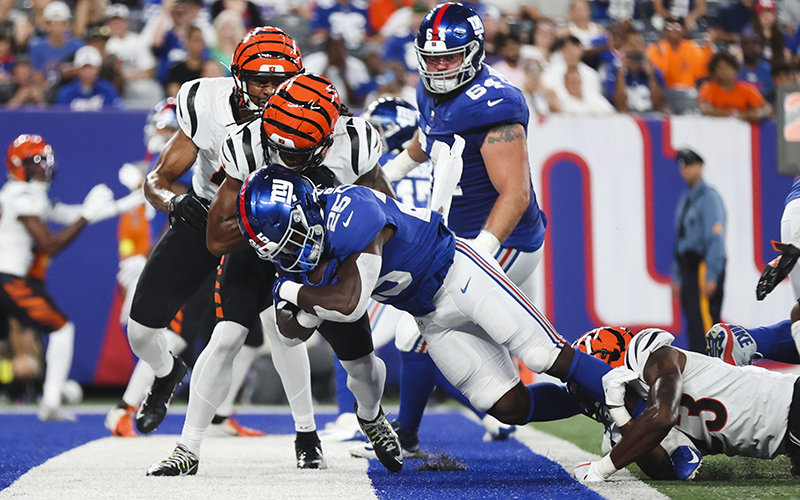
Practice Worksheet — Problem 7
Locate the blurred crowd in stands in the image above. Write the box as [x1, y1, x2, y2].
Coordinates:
[0, 0, 792, 119]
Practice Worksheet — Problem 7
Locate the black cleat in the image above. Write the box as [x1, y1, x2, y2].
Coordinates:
[136, 355, 188, 434]
[354, 403, 403, 473]
[295, 433, 327, 469]
[147, 443, 199, 476]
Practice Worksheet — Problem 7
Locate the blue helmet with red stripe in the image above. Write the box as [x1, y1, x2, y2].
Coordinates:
[237, 164, 325, 272]
[415, 2, 485, 94]
[362, 97, 418, 154]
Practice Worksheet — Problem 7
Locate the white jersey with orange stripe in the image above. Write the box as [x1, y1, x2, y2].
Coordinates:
[0, 180, 49, 276]
[221, 114, 381, 186]
[624, 328, 798, 459]
[175, 77, 241, 201]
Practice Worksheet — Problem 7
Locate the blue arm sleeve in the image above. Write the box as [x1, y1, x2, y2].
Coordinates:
[702, 192, 727, 282]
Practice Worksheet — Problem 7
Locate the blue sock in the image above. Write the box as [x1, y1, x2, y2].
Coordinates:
[525, 383, 582, 422]
[435, 369, 485, 419]
[562, 350, 611, 404]
[745, 321, 800, 364]
[398, 351, 437, 432]
[333, 355, 356, 415]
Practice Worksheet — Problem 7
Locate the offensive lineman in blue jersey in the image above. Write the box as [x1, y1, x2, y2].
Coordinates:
[238, 166, 613, 454]
[382, 2, 546, 302]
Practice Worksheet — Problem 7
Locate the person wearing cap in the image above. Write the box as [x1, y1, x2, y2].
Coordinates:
[747, 0, 788, 64]
[671, 149, 727, 354]
[27, 1, 84, 84]
[698, 51, 773, 121]
[56, 45, 121, 110]
[105, 3, 164, 109]
[645, 16, 712, 91]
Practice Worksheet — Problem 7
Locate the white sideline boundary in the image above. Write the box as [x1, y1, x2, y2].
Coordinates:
[514, 425, 669, 500]
[0, 435, 377, 500]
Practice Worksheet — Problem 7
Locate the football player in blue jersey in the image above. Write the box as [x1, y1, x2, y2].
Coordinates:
[238, 166, 614, 459]
[382, 2, 546, 305]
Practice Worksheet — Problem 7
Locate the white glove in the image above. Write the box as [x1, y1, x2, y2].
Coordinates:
[429, 134, 465, 224]
[602, 366, 639, 408]
[81, 184, 118, 223]
[117, 255, 147, 290]
[470, 229, 501, 255]
[118, 162, 145, 191]
[572, 461, 606, 483]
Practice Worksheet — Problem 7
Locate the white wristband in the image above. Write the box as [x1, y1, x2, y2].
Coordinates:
[296, 310, 323, 329]
[596, 453, 618, 479]
[279, 281, 302, 306]
[608, 406, 632, 428]
[382, 149, 420, 183]
[473, 229, 501, 255]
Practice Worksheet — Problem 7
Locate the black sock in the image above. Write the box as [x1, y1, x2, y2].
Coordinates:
[296, 430, 320, 443]
[117, 400, 128, 410]
[211, 415, 226, 425]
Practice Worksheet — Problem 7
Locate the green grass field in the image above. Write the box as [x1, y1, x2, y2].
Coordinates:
[530, 416, 800, 499]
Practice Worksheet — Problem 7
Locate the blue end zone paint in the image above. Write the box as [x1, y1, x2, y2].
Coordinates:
[370, 413, 603, 500]
[0, 412, 599, 499]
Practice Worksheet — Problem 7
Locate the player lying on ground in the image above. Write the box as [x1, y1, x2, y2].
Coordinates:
[573, 328, 800, 482]
[238, 166, 613, 449]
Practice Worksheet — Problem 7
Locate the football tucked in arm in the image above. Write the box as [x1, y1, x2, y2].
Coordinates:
[303, 258, 337, 286]
[275, 302, 316, 344]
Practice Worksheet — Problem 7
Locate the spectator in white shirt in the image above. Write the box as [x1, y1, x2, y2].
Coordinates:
[492, 32, 526, 88]
[303, 35, 375, 108]
[558, 66, 615, 116]
[104, 4, 164, 109]
[542, 35, 602, 98]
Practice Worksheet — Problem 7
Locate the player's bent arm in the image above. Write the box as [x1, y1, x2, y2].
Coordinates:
[291, 227, 395, 322]
[608, 347, 684, 469]
[355, 163, 397, 199]
[207, 174, 248, 256]
[19, 215, 87, 256]
[143, 128, 198, 213]
[275, 304, 317, 343]
[480, 123, 531, 243]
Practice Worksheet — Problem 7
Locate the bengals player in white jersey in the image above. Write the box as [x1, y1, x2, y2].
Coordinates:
[0, 134, 116, 421]
[124, 27, 326, 473]
[573, 327, 800, 482]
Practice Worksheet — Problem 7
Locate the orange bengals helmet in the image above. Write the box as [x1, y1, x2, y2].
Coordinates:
[261, 73, 341, 171]
[572, 326, 635, 368]
[231, 26, 304, 111]
[6, 134, 55, 183]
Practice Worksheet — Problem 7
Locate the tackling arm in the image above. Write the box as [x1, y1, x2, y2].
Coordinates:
[207, 174, 248, 256]
[143, 128, 198, 213]
[480, 123, 531, 244]
[607, 347, 685, 470]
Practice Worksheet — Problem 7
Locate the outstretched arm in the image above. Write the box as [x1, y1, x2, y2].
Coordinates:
[608, 347, 685, 469]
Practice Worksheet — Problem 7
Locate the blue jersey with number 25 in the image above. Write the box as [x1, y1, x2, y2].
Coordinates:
[416, 65, 546, 252]
[319, 185, 454, 316]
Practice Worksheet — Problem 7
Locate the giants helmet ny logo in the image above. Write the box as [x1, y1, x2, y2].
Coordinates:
[270, 179, 294, 204]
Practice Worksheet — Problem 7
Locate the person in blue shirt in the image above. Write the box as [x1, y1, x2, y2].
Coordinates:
[740, 32, 775, 100]
[709, 0, 756, 46]
[671, 149, 727, 354]
[240, 165, 613, 455]
[309, 0, 371, 52]
[605, 30, 666, 113]
[56, 46, 122, 110]
[27, 1, 83, 84]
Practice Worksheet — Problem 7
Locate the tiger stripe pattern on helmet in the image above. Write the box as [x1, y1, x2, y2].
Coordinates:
[572, 326, 635, 368]
[261, 73, 341, 167]
[231, 26, 304, 111]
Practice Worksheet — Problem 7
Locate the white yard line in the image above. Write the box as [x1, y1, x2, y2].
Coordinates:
[514, 425, 670, 500]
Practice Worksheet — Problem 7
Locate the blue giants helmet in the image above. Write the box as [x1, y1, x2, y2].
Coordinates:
[237, 164, 325, 272]
[415, 2, 485, 94]
[362, 97, 418, 155]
